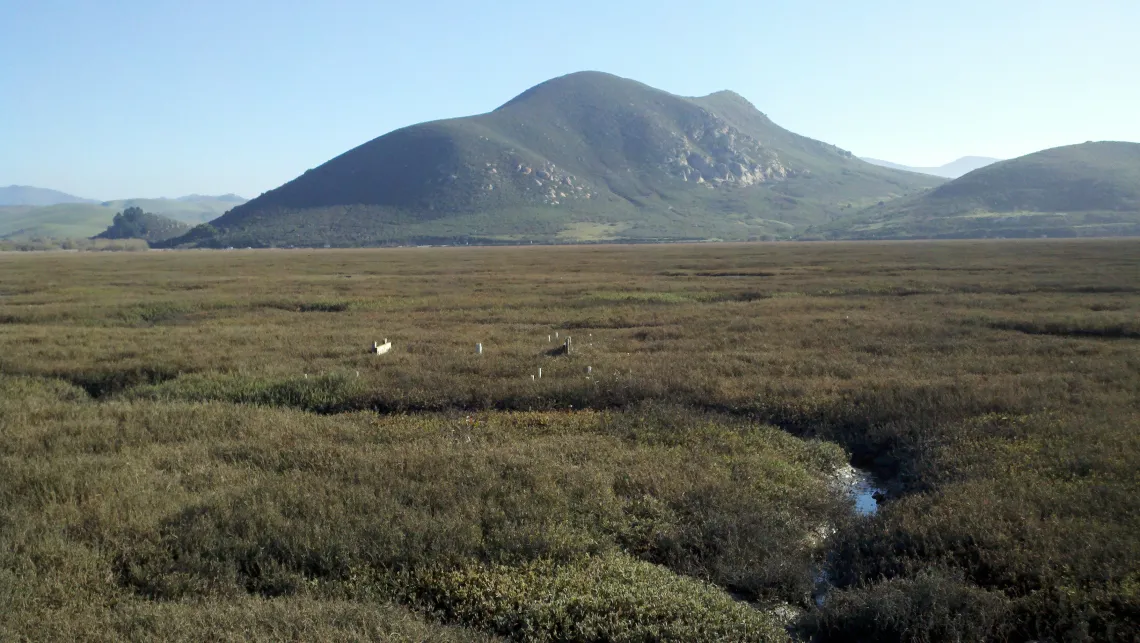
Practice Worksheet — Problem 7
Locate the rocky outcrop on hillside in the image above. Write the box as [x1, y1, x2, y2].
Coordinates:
[506, 161, 595, 206]
[662, 113, 795, 187]
[431, 113, 797, 209]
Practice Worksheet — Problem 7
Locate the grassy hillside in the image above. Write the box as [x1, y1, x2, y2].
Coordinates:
[169, 72, 941, 248]
[828, 142, 1140, 239]
[0, 196, 247, 240]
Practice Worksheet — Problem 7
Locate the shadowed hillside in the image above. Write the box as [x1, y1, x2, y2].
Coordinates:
[166, 72, 941, 248]
[827, 142, 1140, 239]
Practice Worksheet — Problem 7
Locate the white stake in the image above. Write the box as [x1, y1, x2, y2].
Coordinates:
[538, 368, 542, 379]
[476, 343, 483, 355]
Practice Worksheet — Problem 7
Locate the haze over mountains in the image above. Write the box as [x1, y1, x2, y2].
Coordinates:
[171, 71, 942, 247]
[860, 156, 1001, 179]
[826, 141, 1140, 239]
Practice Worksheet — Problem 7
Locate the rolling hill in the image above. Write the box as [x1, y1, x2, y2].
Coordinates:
[860, 156, 1001, 178]
[0, 185, 96, 206]
[167, 71, 942, 247]
[0, 195, 247, 240]
[825, 142, 1140, 239]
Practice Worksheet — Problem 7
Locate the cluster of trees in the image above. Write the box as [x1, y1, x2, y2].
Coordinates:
[104, 206, 151, 238]
[0, 207, 188, 252]
[94, 206, 190, 242]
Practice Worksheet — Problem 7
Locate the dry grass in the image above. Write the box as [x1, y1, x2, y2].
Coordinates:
[1, 239, 1138, 641]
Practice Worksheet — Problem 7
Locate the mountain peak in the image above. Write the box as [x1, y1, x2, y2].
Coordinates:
[496, 70, 661, 112]
[700, 89, 752, 105]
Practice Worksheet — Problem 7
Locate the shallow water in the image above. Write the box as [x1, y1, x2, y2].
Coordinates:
[831, 464, 885, 515]
[737, 464, 888, 614]
[812, 465, 886, 607]
[850, 469, 883, 515]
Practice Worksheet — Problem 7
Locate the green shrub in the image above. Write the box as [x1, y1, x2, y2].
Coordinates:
[126, 372, 371, 413]
[808, 571, 1011, 643]
[394, 554, 787, 642]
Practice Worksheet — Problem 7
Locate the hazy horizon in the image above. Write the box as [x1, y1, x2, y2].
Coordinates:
[3, 0, 1137, 198]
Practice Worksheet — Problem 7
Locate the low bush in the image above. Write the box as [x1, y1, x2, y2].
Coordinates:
[808, 570, 1012, 643]
[393, 554, 786, 642]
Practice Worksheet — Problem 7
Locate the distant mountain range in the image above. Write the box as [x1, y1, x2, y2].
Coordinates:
[176, 194, 247, 203]
[824, 142, 1140, 239]
[166, 71, 941, 247]
[0, 185, 97, 207]
[860, 156, 1001, 179]
[0, 194, 247, 240]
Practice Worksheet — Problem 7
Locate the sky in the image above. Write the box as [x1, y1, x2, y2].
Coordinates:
[2, 0, 1138, 200]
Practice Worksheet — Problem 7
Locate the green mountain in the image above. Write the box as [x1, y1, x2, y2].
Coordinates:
[860, 156, 1001, 178]
[0, 195, 247, 240]
[824, 142, 1140, 239]
[92, 206, 191, 243]
[168, 71, 942, 247]
[0, 185, 96, 206]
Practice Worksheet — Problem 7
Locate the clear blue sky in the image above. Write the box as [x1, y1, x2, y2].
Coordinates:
[2, 0, 1137, 199]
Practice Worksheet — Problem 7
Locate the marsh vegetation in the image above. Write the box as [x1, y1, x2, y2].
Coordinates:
[1, 240, 1137, 641]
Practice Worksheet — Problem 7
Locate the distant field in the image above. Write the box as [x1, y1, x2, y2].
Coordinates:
[829, 207, 1140, 239]
[555, 221, 632, 240]
[1, 240, 1137, 641]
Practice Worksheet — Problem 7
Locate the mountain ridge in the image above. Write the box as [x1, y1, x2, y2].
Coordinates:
[0, 185, 97, 207]
[175, 193, 246, 203]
